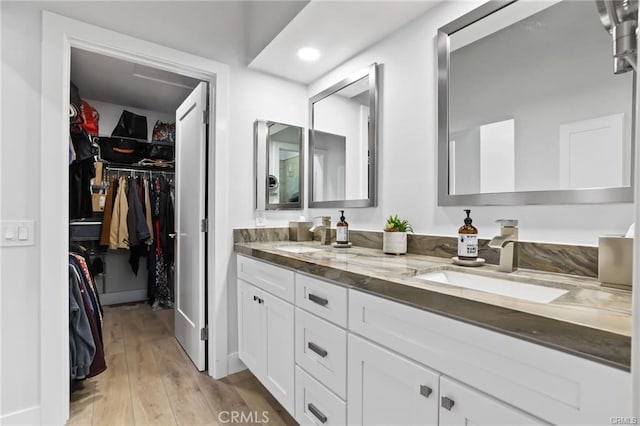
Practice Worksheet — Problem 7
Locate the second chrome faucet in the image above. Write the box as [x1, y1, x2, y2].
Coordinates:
[488, 219, 518, 272]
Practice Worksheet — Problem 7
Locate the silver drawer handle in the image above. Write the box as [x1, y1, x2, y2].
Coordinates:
[308, 342, 328, 358]
[420, 385, 433, 398]
[308, 293, 328, 306]
[441, 396, 455, 411]
[308, 403, 327, 423]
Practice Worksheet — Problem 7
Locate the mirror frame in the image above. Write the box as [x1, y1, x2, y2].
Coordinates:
[254, 120, 304, 210]
[437, 0, 635, 206]
[309, 63, 379, 208]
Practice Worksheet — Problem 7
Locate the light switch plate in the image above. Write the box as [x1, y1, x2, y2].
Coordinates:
[0, 220, 35, 246]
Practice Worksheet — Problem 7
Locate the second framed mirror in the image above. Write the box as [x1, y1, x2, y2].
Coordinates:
[309, 63, 379, 208]
[255, 120, 304, 210]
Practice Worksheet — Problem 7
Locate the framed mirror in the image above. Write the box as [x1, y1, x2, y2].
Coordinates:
[438, 0, 636, 205]
[309, 63, 379, 208]
[255, 120, 304, 210]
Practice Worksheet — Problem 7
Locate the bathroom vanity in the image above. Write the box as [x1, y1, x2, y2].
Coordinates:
[235, 241, 631, 425]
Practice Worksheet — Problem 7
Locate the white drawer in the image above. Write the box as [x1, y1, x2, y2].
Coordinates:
[295, 273, 347, 327]
[295, 308, 347, 399]
[295, 366, 346, 426]
[237, 254, 294, 303]
[348, 289, 631, 426]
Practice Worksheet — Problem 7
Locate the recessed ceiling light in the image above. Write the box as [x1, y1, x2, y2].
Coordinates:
[297, 47, 321, 62]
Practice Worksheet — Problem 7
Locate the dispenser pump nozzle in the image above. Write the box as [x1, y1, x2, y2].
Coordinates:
[464, 209, 472, 225]
[339, 210, 345, 221]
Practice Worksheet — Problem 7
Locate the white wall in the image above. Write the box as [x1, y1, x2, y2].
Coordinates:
[0, 3, 307, 420]
[85, 99, 175, 141]
[305, 1, 634, 245]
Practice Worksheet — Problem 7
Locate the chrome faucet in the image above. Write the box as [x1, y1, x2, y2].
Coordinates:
[488, 219, 519, 272]
[309, 216, 332, 245]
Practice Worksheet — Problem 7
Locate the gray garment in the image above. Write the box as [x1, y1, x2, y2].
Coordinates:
[69, 265, 96, 380]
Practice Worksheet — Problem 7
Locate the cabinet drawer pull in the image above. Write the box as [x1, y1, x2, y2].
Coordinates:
[253, 295, 257, 301]
[308, 341, 328, 358]
[308, 293, 328, 306]
[308, 403, 327, 423]
[258, 298, 264, 304]
[441, 396, 455, 411]
[420, 385, 433, 398]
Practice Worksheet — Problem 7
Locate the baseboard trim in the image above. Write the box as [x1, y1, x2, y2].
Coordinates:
[227, 351, 246, 376]
[1, 405, 41, 425]
[100, 289, 147, 306]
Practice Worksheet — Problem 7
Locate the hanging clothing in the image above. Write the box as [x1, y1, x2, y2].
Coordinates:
[69, 159, 95, 220]
[144, 178, 154, 245]
[109, 177, 129, 249]
[99, 177, 116, 247]
[69, 253, 107, 379]
[69, 265, 95, 380]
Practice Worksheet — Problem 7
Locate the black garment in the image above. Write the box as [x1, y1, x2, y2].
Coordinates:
[69, 158, 95, 219]
[158, 177, 175, 265]
[70, 125, 94, 162]
[127, 178, 151, 275]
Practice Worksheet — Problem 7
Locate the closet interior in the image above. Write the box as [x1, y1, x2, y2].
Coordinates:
[67, 47, 202, 387]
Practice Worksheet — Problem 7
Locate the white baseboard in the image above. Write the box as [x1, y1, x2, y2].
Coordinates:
[1, 405, 40, 425]
[100, 289, 147, 306]
[227, 352, 246, 376]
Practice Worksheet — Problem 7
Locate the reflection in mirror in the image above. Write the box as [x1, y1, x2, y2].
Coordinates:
[438, 0, 635, 205]
[255, 120, 303, 210]
[310, 63, 379, 208]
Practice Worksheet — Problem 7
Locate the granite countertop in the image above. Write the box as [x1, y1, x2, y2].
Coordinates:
[235, 241, 632, 371]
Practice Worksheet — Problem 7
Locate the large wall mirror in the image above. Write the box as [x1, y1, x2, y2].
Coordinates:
[438, 0, 636, 205]
[309, 63, 379, 208]
[255, 120, 304, 210]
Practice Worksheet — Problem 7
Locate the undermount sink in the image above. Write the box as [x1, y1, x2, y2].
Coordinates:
[274, 245, 323, 254]
[414, 270, 569, 304]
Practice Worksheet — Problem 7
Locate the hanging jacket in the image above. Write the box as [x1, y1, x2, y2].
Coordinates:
[109, 177, 129, 249]
[99, 177, 116, 247]
[69, 264, 95, 380]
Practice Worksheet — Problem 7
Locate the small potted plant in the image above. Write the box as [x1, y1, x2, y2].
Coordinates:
[383, 214, 413, 255]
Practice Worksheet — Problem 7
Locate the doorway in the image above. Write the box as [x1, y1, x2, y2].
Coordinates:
[41, 12, 231, 424]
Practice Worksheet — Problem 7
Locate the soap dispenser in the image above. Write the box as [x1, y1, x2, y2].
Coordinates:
[336, 210, 349, 244]
[458, 209, 478, 260]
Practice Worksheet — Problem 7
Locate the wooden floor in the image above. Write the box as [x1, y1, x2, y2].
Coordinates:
[68, 303, 297, 426]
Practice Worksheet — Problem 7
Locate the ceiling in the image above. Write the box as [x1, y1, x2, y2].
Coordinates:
[71, 48, 201, 113]
[249, 1, 440, 84]
[65, 0, 439, 110]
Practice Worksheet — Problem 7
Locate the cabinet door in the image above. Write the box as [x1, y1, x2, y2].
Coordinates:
[237, 279, 263, 376]
[348, 334, 439, 426]
[262, 290, 295, 414]
[439, 376, 547, 426]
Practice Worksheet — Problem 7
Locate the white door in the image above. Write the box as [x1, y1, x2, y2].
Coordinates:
[174, 81, 208, 370]
[439, 376, 546, 426]
[347, 334, 440, 426]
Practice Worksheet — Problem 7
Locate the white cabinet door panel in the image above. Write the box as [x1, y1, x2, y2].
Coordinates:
[237, 279, 263, 376]
[348, 334, 439, 426]
[262, 290, 295, 414]
[439, 376, 547, 426]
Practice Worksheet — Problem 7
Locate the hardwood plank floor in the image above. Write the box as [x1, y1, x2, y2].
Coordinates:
[68, 303, 297, 426]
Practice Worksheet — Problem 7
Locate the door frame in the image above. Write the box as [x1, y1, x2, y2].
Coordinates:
[41, 11, 230, 424]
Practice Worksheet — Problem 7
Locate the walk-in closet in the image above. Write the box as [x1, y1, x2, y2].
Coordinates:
[67, 47, 212, 424]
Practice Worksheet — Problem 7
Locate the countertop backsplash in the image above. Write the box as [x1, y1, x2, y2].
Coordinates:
[234, 227, 599, 279]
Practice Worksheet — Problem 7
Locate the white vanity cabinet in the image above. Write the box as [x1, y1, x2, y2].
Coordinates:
[237, 255, 295, 414]
[348, 289, 631, 425]
[236, 254, 631, 425]
[348, 334, 440, 426]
